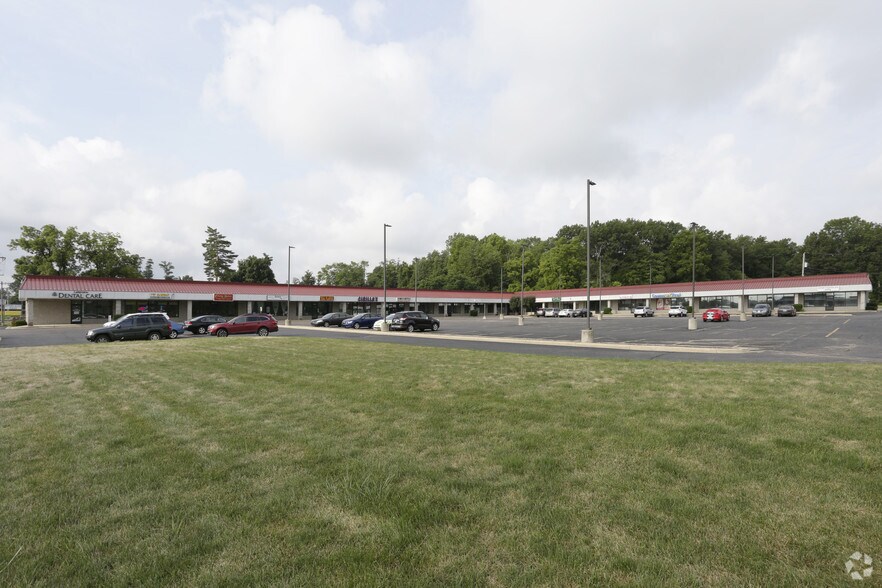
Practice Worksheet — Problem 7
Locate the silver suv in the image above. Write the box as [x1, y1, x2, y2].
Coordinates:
[633, 306, 655, 317]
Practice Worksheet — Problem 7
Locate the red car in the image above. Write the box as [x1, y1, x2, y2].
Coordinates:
[702, 308, 730, 322]
[208, 314, 278, 337]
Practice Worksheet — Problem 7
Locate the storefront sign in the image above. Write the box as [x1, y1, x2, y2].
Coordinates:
[52, 291, 103, 300]
[357, 296, 378, 302]
[397, 297, 411, 302]
[320, 296, 335, 301]
[213, 293, 234, 301]
[819, 286, 840, 292]
[149, 293, 173, 299]
[266, 295, 286, 301]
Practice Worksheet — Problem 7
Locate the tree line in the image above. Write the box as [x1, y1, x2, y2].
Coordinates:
[6, 217, 881, 303]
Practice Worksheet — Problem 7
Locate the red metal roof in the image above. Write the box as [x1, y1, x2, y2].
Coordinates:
[19, 273, 872, 299]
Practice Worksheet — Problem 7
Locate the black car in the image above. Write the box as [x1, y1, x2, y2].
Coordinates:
[389, 311, 440, 332]
[86, 314, 172, 342]
[572, 308, 591, 317]
[310, 312, 352, 327]
[184, 314, 227, 334]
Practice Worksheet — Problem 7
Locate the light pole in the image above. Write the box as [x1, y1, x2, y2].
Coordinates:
[382, 224, 391, 330]
[0, 256, 6, 327]
[689, 222, 698, 330]
[740, 246, 746, 321]
[519, 245, 525, 324]
[596, 247, 603, 319]
[285, 246, 295, 325]
[500, 262, 504, 318]
[771, 254, 776, 311]
[583, 179, 596, 342]
[413, 258, 418, 311]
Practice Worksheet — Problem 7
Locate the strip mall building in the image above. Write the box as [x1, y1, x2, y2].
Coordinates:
[17, 273, 873, 325]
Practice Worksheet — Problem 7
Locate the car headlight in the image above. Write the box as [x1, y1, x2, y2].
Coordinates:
[87, 330, 94, 336]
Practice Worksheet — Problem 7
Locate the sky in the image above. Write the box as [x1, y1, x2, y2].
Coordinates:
[2, 1, 882, 282]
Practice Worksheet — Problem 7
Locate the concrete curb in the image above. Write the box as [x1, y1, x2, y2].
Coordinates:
[278, 325, 757, 355]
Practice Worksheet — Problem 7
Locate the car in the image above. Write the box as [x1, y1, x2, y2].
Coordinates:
[342, 313, 383, 329]
[752, 303, 772, 317]
[103, 311, 170, 327]
[558, 308, 574, 317]
[208, 314, 278, 337]
[372, 314, 398, 330]
[633, 306, 655, 317]
[310, 312, 352, 327]
[702, 307, 730, 322]
[535, 308, 546, 317]
[668, 305, 688, 317]
[184, 314, 227, 335]
[389, 311, 441, 332]
[572, 308, 591, 317]
[169, 321, 186, 339]
[87, 314, 173, 342]
[777, 304, 797, 317]
[543, 308, 560, 317]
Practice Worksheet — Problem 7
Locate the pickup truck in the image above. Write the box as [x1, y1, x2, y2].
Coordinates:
[668, 305, 688, 317]
[633, 306, 654, 317]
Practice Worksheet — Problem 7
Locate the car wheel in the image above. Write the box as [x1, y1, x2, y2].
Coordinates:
[353, 323, 361, 329]
[432, 323, 439, 331]
[95, 334, 110, 343]
[169, 330, 178, 339]
[257, 327, 269, 337]
[217, 328, 228, 337]
[406, 324, 415, 333]
[323, 322, 330, 327]
[198, 326, 207, 334]
[147, 331, 162, 341]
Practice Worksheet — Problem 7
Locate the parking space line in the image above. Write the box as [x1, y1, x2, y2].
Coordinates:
[826, 327, 840, 338]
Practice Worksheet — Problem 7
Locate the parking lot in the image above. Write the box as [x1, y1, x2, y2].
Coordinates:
[2, 312, 880, 364]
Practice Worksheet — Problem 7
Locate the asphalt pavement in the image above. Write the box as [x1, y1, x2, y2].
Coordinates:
[5, 312, 878, 364]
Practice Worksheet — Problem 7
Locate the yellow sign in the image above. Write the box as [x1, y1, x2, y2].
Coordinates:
[320, 296, 335, 301]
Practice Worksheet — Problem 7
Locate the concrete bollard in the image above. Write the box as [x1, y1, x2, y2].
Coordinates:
[499, 313, 505, 320]
[517, 316, 524, 326]
[581, 328, 594, 343]
[379, 321, 390, 332]
[688, 317, 698, 330]
[740, 312, 746, 322]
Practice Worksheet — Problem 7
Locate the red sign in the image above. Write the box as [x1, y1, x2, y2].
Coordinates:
[213, 293, 233, 301]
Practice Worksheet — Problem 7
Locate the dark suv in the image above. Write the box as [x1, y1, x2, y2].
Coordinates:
[208, 314, 278, 337]
[86, 314, 172, 342]
[389, 311, 440, 332]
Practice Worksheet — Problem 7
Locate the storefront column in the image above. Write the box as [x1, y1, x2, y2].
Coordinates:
[114, 300, 123, 316]
[185, 300, 193, 320]
[26, 299, 35, 326]
[297, 301, 303, 319]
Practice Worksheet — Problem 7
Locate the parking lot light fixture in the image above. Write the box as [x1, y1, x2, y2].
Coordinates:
[585, 179, 596, 340]
[689, 222, 698, 330]
[520, 245, 525, 323]
[382, 224, 391, 330]
[285, 246, 295, 325]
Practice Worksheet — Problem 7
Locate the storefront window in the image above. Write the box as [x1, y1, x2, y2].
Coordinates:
[804, 292, 858, 308]
[699, 296, 740, 310]
[83, 299, 113, 319]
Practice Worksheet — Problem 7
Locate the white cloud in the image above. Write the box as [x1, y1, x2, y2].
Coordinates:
[745, 37, 836, 119]
[204, 5, 432, 168]
[350, 0, 385, 35]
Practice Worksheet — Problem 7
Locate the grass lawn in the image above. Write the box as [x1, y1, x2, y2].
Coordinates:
[1, 337, 880, 586]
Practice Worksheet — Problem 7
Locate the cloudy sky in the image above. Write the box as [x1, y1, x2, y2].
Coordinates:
[2, 1, 881, 281]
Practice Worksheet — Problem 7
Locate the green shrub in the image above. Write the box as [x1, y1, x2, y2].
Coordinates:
[794, 303, 804, 312]
[687, 305, 693, 314]
[603, 307, 612, 314]
[12, 319, 27, 327]
[866, 301, 878, 311]
[469, 309, 478, 317]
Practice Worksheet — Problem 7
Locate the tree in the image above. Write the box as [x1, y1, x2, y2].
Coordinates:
[158, 261, 175, 280]
[179, 275, 194, 281]
[318, 260, 369, 286]
[76, 231, 142, 278]
[142, 259, 154, 279]
[8, 225, 81, 279]
[300, 270, 317, 285]
[202, 226, 237, 281]
[231, 254, 277, 283]
[803, 217, 882, 301]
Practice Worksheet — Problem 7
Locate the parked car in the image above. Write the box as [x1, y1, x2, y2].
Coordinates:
[572, 308, 591, 317]
[87, 314, 173, 342]
[310, 312, 352, 327]
[184, 314, 227, 334]
[668, 305, 688, 317]
[633, 306, 655, 317]
[169, 321, 186, 339]
[372, 314, 398, 330]
[752, 303, 772, 317]
[535, 308, 546, 317]
[389, 311, 441, 332]
[702, 307, 730, 322]
[103, 311, 170, 327]
[558, 308, 574, 317]
[208, 314, 278, 337]
[544, 308, 560, 317]
[342, 313, 382, 329]
[777, 304, 797, 317]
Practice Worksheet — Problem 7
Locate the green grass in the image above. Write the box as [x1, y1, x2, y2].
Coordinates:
[1, 337, 880, 586]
